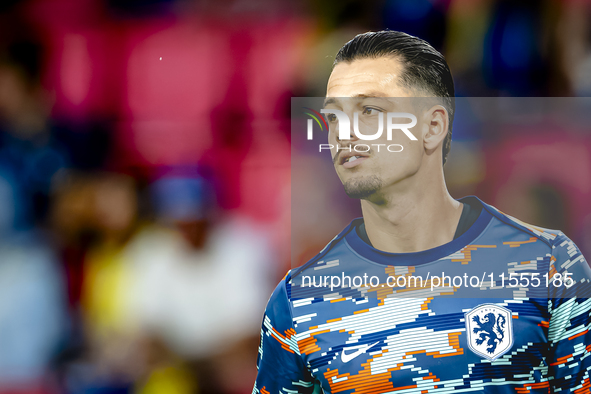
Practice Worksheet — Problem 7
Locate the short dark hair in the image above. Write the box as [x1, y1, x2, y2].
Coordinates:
[334, 30, 455, 165]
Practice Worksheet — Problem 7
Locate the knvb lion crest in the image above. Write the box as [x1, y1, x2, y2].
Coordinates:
[465, 304, 514, 361]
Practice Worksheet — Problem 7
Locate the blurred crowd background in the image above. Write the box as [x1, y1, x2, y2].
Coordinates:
[0, 0, 591, 393]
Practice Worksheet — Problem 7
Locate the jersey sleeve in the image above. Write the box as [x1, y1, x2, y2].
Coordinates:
[253, 275, 315, 394]
[547, 233, 591, 392]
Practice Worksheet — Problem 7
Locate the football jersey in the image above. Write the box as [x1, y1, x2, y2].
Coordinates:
[253, 196, 591, 394]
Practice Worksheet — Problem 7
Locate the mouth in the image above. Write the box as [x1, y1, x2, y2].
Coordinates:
[340, 153, 369, 169]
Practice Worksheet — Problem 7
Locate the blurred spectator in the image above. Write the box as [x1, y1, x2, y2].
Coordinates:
[51, 171, 275, 393]
[557, 0, 591, 96]
[0, 170, 67, 393]
[0, 37, 70, 227]
[124, 175, 274, 393]
[50, 172, 145, 393]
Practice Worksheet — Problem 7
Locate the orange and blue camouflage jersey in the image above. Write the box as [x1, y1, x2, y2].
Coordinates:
[253, 196, 591, 394]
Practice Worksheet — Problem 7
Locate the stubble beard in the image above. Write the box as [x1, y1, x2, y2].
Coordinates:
[343, 175, 383, 200]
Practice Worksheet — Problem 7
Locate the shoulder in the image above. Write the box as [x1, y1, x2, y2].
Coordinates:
[265, 271, 294, 322]
[476, 196, 563, 248]
[289, 218, 362, 281]
[477, 197, 587, 269]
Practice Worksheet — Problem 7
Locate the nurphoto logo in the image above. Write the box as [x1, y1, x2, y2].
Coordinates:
[304, 108, 417, 153]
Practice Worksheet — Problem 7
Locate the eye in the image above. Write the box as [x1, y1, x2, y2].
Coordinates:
[326, 113, 338, 123]
[362, 107, 381, 116]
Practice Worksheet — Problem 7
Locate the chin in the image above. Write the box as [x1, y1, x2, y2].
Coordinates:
[343, 175, 383, 199]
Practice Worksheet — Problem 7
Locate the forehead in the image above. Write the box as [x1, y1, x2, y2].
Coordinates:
[326, 57, 411, 98]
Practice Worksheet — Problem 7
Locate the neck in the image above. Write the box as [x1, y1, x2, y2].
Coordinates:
[361, 169, 462, 254]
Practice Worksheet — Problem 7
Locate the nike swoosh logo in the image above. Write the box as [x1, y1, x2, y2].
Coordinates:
[341, 341, 380, 363]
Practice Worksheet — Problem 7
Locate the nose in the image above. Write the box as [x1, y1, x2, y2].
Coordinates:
[335, 116, 360, 143]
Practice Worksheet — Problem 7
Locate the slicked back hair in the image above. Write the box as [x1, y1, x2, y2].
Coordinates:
[334, 31, 455, 165]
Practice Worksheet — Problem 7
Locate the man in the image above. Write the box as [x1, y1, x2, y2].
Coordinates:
[253, 31, 591, 393]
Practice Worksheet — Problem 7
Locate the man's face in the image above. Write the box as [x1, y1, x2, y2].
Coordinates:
[325, 57, 427, 201]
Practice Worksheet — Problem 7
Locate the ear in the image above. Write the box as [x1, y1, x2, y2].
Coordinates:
[423, 104, 448, 154]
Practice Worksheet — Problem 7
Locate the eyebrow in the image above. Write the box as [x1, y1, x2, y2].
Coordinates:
[353, 92, 389, 98]
[323, 92, 389, 107]
[323, 97, 337, 107]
